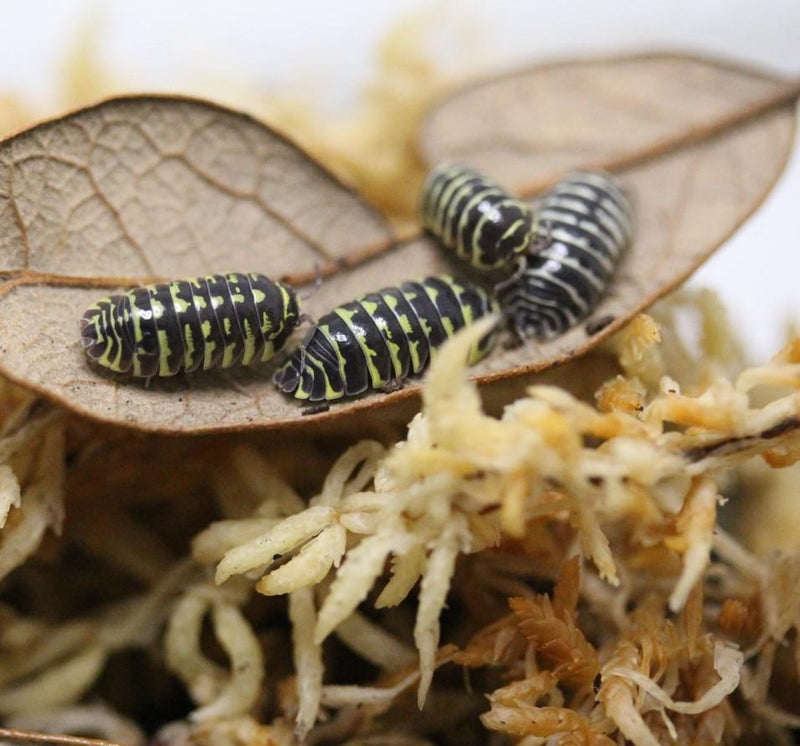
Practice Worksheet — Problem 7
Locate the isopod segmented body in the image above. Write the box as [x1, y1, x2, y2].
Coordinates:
[499, 171, 633, 339]
[421, 163, 534, 271]
[273, 275, 499, 402]
[81, 273, 300, 378]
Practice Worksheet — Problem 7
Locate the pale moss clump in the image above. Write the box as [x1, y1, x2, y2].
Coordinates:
[193, 302, 800, 742]
[0, 293, 799, 745]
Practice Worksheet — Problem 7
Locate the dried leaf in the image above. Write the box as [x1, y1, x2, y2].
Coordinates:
[0, 96, 393, 433]
[0, 52, 797, 434]
[422, 52, 798, 195]
[417, 54, 799, 375]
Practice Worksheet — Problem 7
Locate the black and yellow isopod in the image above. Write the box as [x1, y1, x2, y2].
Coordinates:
[273, 274, 499, 402]
[421, 163, 534, 271]
[80, 273, 300, 378]
[499, 171, 633, 340]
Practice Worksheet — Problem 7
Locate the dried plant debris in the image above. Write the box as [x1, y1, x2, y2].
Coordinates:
[0, 54, 797, 433]
[1, 288, 799, 744]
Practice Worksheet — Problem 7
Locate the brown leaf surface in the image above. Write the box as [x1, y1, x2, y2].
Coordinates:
[414, 55, 798, 366]
[0, 96, 397, 432]
[420, 52, 799, 194]
[0, 96, 393, 282]
[0, 55, 797, 434]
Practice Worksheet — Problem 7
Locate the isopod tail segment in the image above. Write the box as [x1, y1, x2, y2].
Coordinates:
[273, 274, 500, 404]
[80, 273, 301, 379]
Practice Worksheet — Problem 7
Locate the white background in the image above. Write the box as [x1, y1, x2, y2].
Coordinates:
[0, 0, 798, 362]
